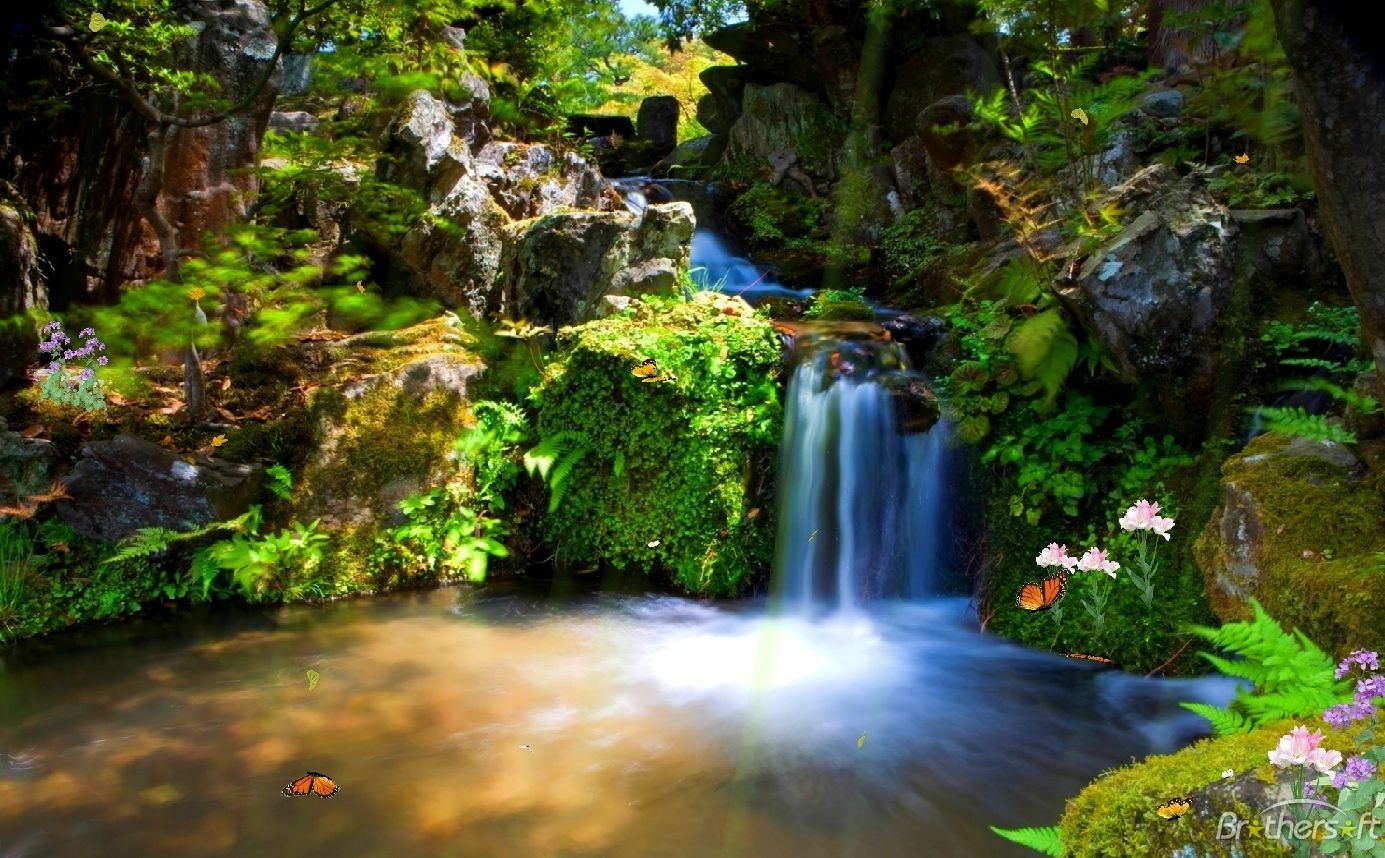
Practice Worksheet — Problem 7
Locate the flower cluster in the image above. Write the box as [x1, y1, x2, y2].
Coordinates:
[1076, 547, 1120, 578]
[1036, 543, 1079, 570]
[1324, 651, 1385, 729]
[35, 320, 107, 412]
[1268, 725, 1342, 773]
[1118, 498, 1176, 540]
[1331, 754, 1376, 789]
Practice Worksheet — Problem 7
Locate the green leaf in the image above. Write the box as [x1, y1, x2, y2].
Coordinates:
[1006, 309, 1079, 405]
[989, 825, 1064, 856]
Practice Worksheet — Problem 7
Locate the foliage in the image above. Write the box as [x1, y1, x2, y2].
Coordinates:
[1179, 599, 1351, 734]
[266, 464, 294, 501]
[524, 430, 594, 514]
[593, 38, 724, 142]
[1206, 169, 1314, 208]
[1250, 406, 1357, 444]
[100, 507, 262, 569]
[0, 521, 36, 640]
[727, 182, 826, 249]
[529, 295, 782, 595]
[202, 519, 330, 601]
[1005, 308, 1079, 406]
[983, 392, 1110, 522]
[1251, 302, 1375, 443]
[988, 825, 1064, 857]
[802, 289, 874, 322]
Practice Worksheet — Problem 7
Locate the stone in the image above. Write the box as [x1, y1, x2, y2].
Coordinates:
[812, 25, 862, 118]
[636, 96, 680, 153]
[56, 435, 263, 543]
[703, 22, 817, 90]
[442, 25, 467, 51]
[1229, 207, 1317, 287]
[378, 90, 459, 190]
[0, 196, 42, 317]
[1053, 165, 1238, 386]
[881, 314, 949, 370]
[1344, 371, 1385, 439]
[699, 66, 758, 131]
[449, 72, 491, 146]
[473, 142, 609, 220]
[696, 93, 733, 136]
[723, 83, 842, 185]
[1140, 88, 1185, 118]
[280, 53, 313, 96]
[916, 95, 979, 174]
[269, 110, 320, 134]
[1194, 432, 1385, 657]
[883, 34, 1002, 143]
[496, 202, 694, 328]
[653, 134, 727, 176]
[295, 319, 484, 533]
[0, 429, 58, 510]
[890, 137, 931, 212]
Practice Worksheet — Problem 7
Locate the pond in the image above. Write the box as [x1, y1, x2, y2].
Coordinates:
[0, 580, 1234, 856]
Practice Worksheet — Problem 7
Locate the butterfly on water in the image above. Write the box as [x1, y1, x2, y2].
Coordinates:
[1071, 107, 1090, 126]
[89, 11, 108, 31]
[1155, 797, 1192, 820]
[1234, 153, 1250, 164]
[282, 771, 340, 798]
[1016, 574, 1066, 612]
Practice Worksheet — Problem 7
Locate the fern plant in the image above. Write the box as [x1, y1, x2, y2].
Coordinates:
[100, 506, 263, 568]
[990, 824, 1064, 857]
[1006, 308, 1079, 408]
[524, 430, 594, 513]
[1179, 598, 1352, 735]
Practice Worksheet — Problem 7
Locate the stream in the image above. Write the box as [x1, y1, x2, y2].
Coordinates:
[0, 181, 1238, 857]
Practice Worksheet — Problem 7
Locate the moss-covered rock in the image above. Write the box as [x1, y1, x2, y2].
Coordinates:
[1195, 432, 1385, 659]
[1060, 718, 1369, 857]
[530, 293, 783, 595]
[293, 316, 485, 589]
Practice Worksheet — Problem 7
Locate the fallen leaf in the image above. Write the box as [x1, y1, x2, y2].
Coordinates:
[1234, 153, 1250, 164]
[220, 377, 232, 391]
[89, 11, 108, 31]
[210, 434, 227, 448]
[157, 402, 183, 416]
[355, 281, 365, 293]
[106, 391, 125, 406]
[214, 406, 240, 422]
[19, 424, 44, 438]
[306, 669, 320, 691]
[745, 507, 761, 521]
[857, 732, 867, 749]
[1070, 107, 1089, 125]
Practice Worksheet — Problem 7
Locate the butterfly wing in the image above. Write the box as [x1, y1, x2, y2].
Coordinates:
[1156, 798, 1190, 819]
[1016, 582, 1045, 611]
[1040, 574, 1066, 608]
[308, 772, 340, 797]
[282, 774, 315, 797]
[631, 359, 658, 379]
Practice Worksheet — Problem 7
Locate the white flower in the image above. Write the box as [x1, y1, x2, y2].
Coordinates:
[1076, 547, 1121, 578]
[1036, 543, 1079, 569]
[1150, 515, 1176, 541]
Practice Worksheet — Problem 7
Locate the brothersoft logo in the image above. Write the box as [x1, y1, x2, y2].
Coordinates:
[1217, 799, 1384, 843]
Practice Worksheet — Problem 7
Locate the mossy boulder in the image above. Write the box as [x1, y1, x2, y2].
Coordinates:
[1195, 432, 1385, 659]
[530, 293, 783, 596]
[293, 316, 485, 588]
[1059, 718, 1368, 857]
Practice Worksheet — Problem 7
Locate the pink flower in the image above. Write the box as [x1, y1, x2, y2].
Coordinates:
[1119, 499, 1161, 532]
[1150, 515, 1176, 541]
[1268, 726, 1325, 768]
[1306, 747, 1343, 774]
[1076, 547, 1121, 578]
[1036, 543, 1079, 570]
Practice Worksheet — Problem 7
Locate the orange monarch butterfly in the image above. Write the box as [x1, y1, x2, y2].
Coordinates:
[1156, 797, 1192, 820]
[282, 771, 340, 798]
[1016, 574, 1066, 612]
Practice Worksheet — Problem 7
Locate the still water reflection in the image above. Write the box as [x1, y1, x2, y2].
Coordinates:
[0, 581, 1234, 857]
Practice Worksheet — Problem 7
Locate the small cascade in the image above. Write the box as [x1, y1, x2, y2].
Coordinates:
[773, 337, 951, 613]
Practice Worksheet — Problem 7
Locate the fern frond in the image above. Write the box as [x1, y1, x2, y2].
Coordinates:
[1180, 702, 1253, 736]
[546, 442, 591, 513]
[989, 825, 1065, 856]
[1006, 309, 1078, 404]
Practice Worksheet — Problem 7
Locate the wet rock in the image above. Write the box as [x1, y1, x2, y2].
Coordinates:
[0, 428, 58, 510]
[473, 142, 609, 220]
[56, 435, 263, 543]
[699, 66, 757, 132]
[269, 110, 320, 134]
[1053, 165, 1237, 386]
[882, 314, 949, 370]
[636, 96, 680, 154]
[1139, 88, 1185, 118]
[883, 34, 1002, 143]
[916, 95, 980, 174]
[1229, 207, 1317, 287]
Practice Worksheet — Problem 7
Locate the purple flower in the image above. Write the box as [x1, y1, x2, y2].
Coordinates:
[78, 327, 94, 338]
[1336, 650, 1380, 679]
[1330, 755, 1376, 789]
[79, 368, 94, 381]
[98, 356, 108, 365]
[42, 321, 59, 332]
[1324, 700, 1375, 729]
[1357, 675, 1385, 706]
[63, 350, 74, 360]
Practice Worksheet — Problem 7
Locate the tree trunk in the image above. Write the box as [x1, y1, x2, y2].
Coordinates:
[1268, 0, 1385, 403]
[133, 123, 181, 280]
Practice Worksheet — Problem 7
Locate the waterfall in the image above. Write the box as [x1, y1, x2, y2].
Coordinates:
[772, 348, 952, 613]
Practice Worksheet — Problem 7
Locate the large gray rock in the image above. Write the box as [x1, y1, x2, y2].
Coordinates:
[636, 96, 680, 153]
[699, 66, 757, 133]
[1140, 89, 1185, 118]
[497, 202, 695, 328]
[269, 110, 320, 134]
[703, 22, 817, 89]
[1053, 164, 1238, 385]
[916, 95, 979, 174]
[723, 83, 842, 184]
[812, 25, 863, 118]
[473, 142, 609, 220]
[449, 72, 491, 146]
[883, 34, 1002, 143]
[56, 435, 262, 543]
[378, 90, 460, 190]
[1229, 207, 1319, 287]
[280, 53, 313, 96]
[0, 428, 58, 510]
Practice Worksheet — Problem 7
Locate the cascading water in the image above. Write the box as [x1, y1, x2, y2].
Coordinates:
[613, 175, 954, 610]
[773, 341, 951, 612]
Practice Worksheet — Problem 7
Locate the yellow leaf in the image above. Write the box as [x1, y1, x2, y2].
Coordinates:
[1070, 108, 1089, 126]
[857, 731, 867, 749]
[89, 11, 108, 31]
[188, 287, 206, 302]
[1234, 153, 1250, 164]
[210, 434, 226, 447]
[306, 669, 320, 691]
[355, 281, 365, 293]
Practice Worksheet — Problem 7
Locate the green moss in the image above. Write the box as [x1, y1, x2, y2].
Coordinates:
[1195, 433, 1385, 659]
[1060, 718, 1368, 857]
[727, 182, 827, 249]
[530, 294, 782, 596]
